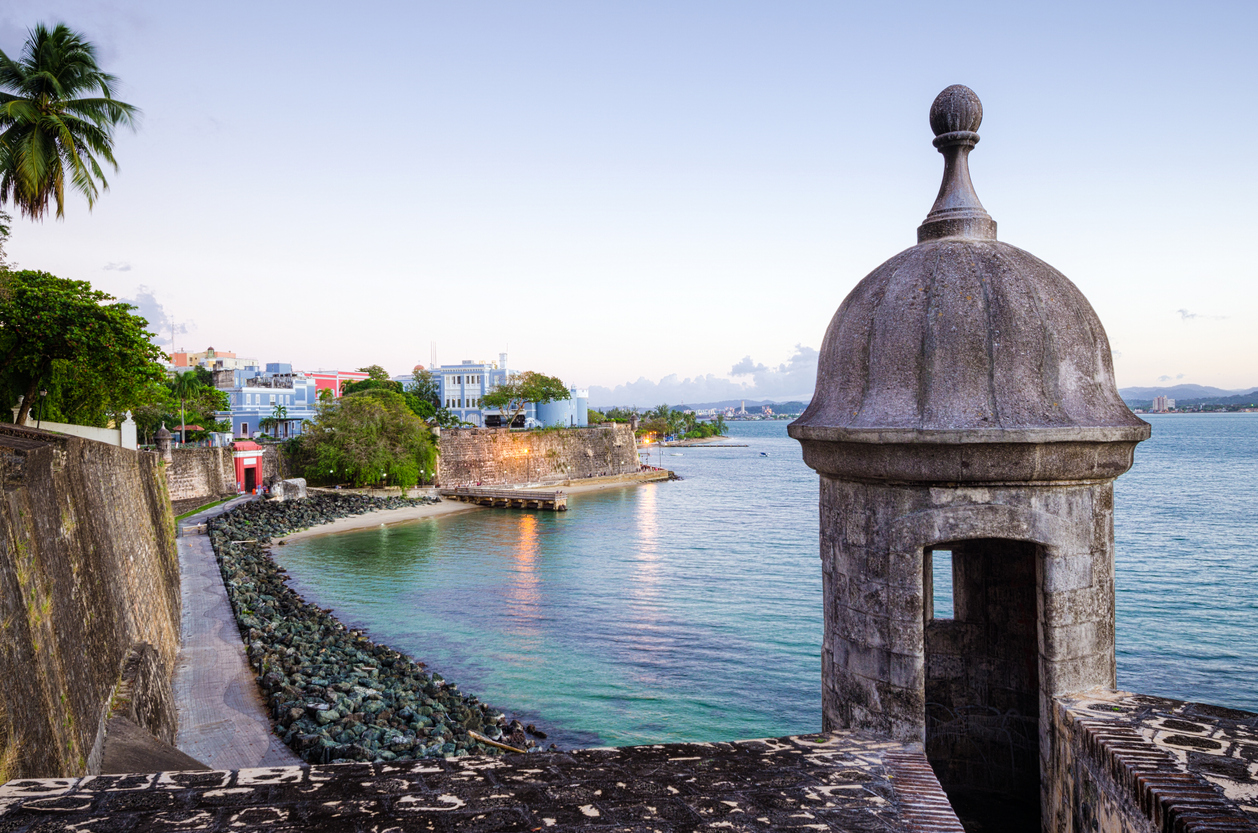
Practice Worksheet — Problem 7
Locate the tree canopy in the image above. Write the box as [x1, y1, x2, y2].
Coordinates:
[636, 404, 726, 441]
[296, 388, 437, 488]
[482, 371, 570, 428]
[0, 23, 139, 220]
[0, 270, 165, 426]
[408, 367, 439, 407]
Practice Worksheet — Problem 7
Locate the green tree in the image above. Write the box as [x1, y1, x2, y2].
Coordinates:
[0, 270, 164, 425]
[482, 371, 570, 428]
[269, 402, 288, 437]
[342, 364, 401, 397]
[408, 367, 440, 407]
[298, 388, 436, 488]
[0, 23, 139, 220]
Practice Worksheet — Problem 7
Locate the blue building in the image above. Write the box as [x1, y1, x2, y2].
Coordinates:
[213, 363, 319, 439]
[537, 387, 589, 428]
[427, 354, 586, 428]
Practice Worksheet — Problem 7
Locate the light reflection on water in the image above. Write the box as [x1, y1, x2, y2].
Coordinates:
[273, 417, 1258, 749]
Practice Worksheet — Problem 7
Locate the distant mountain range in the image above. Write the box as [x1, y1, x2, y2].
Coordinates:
[1118, 385, 1258, 408]
[1118, 385, 1251, 400]
[606, 387, 1258, 413]
[604, 399, 810, 413]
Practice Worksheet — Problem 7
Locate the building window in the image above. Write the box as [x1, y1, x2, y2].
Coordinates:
[242, 422, 249, 436]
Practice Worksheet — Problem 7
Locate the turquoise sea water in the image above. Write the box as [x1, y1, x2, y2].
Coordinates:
[273, 416, 1257, 748]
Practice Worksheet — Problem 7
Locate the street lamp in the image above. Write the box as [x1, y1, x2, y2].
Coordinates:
[37, 389, 48, 429]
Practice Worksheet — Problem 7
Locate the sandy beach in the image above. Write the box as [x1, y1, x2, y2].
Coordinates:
[280, 471, 670, 542]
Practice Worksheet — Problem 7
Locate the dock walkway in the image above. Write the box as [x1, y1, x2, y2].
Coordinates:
[440, 487, 568, 511]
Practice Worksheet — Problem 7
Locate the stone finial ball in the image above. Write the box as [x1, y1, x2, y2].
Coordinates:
[929, 85, 983, 135]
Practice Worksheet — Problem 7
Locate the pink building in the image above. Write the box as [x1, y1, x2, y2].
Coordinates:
[307, 370, 370, 399]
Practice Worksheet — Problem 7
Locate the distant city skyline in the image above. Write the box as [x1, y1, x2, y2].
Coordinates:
[3, 1, 1255, 397]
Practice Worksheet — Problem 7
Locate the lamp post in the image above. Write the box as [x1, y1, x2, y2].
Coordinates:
[37, 389, 48, 429]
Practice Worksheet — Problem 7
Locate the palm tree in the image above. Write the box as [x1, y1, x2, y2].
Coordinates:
[269, 403, 288, 437]
[0, 23, 139, 220]
[170, 371, 202, 444]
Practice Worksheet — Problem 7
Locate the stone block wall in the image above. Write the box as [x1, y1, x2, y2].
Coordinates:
[165, 448, 235, 502]
[438, 426, 639, 488]
[1049, 689, 1257, 833]
[0, 425, 181, 780]
[165, 445, 290, 506]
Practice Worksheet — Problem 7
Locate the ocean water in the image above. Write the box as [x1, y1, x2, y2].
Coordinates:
[273, 416, 1257, 748]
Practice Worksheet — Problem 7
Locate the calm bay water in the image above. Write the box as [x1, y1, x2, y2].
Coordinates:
[274, 416, 1257, 748]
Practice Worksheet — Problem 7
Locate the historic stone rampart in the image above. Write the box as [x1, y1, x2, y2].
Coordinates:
[166, 448, 235, 503]
[438, 425, 638, 488]
[165, 445, 289, 509]
[0, 424, 181, 780]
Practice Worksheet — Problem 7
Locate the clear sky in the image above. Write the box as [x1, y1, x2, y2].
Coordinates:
[3, 1, 1255, 405]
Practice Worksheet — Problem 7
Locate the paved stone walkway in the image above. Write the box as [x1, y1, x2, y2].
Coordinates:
[172, 497, 301, 770]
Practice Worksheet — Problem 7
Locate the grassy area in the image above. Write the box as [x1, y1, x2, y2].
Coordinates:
[175, 497, 234, 522]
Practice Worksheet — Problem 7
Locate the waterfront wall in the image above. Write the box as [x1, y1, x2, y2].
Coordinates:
[166, 445, 289, 508]
[0, 425, 181, 780]
[438, 425, 639, 488]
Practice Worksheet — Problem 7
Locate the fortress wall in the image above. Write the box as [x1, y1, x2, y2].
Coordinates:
[165, 448, 235, 502]
[438, 425, 639, 488]
[0, 426, 181, 780]
[1049, 689, 1258, 833]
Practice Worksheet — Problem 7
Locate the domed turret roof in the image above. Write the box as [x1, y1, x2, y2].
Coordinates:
[791, 86, 1148, 447]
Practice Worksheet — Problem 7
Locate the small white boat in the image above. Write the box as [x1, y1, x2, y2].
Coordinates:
[759, 452, 769, 457]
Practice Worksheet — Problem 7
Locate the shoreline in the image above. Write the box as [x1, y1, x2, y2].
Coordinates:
[281, 471, 672, 543]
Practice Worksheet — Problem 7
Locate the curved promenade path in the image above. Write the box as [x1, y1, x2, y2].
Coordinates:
[172, 496, 301, 769]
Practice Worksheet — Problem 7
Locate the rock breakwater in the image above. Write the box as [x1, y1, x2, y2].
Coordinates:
[207, 494, 542, 764]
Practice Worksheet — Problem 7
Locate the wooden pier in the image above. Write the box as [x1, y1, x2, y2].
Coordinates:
[439, 487, 568, 511]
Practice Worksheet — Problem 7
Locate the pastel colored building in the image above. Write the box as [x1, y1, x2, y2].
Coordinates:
[213, 363, 319, 439]
[433, 354, 586, 428]
[308, 370, 370, 400]
[168, 347, 260, 373]
[537, 387, 589, 428]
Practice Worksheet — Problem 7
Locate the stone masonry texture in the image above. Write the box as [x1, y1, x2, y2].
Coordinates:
[0, 732, 971, 832]
[438, 425, 639, 488]
[165, 448, 236, 503]
[0, 424, 181, 780]
[1051, 689, 1257, 833]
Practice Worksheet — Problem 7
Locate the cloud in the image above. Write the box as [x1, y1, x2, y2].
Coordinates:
[1158, 375, 1172, 382]
[120, 285, 190, 347]
[103, 261, 132, 272]
[1178, 308, 1226, 321]
[589, 344, 818, 407]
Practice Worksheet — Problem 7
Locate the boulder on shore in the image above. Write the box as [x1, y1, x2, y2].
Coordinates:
[272, 478, 308, 502]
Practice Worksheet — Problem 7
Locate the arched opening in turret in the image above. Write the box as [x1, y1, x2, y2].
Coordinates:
[924, 538, 1042, 832]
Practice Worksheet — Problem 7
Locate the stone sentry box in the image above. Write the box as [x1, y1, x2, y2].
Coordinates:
[789, 85, 1150, 829]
